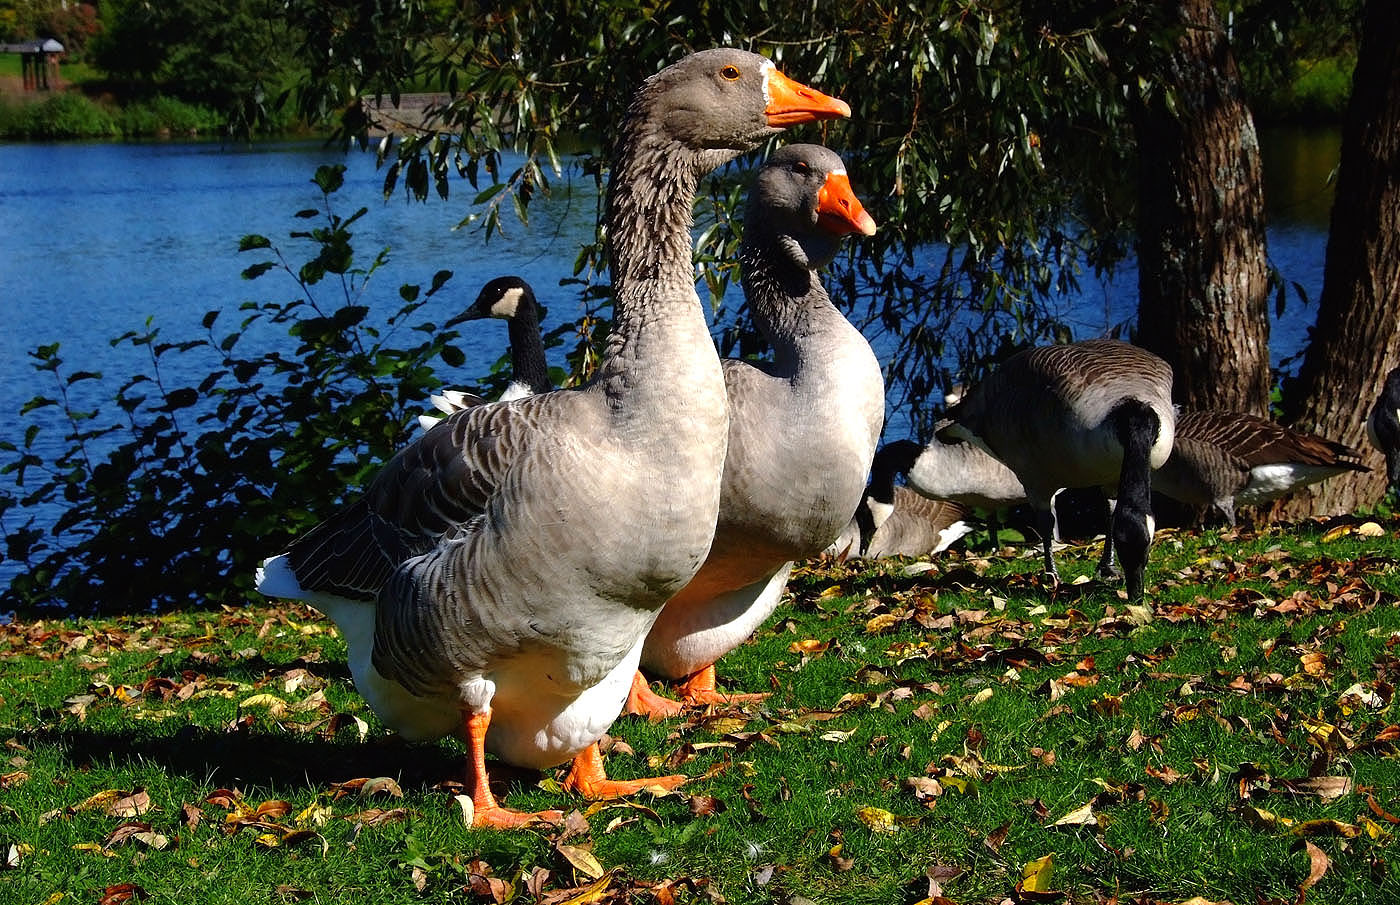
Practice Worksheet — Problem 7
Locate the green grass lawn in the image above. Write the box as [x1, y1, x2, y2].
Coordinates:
[3, 517, 1399, 904]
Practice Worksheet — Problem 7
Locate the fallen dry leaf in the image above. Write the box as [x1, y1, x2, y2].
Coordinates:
[1298, 841, 1330, 900]
[97, 884, 149, 905]
[857, 805, 898, 835]
[1020, 853, 1055, 893]
[1052, 801, 1097, 828]
[556, 843, 605, 881]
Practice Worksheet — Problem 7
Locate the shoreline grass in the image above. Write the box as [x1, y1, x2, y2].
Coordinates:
[2, 516, 1399, 903]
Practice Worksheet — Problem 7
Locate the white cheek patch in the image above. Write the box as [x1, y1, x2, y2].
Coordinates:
[492, 286, 524, 319]
[760, 60, 774, 105]
[865, 498, 895, 530]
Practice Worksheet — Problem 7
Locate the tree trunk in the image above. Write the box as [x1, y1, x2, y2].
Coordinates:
[1131, 0, 1272, 415]
[1273, 0, 1400, 518]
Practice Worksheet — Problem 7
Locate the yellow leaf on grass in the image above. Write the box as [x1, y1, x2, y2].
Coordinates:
[554, 872, 616, 905]
[1292, 818, 1361, 838]
[239, 693, 287, 717]
[1053, 801, 1097, 827]
[865, 613, 900, 634]
[295, 802, 334, 827]
[857, 806, 898, 835]
[73, 790, 123, 813]
[1021, 853, 1054, 892]
[556, 843, 605, 880]
[1242, 805, 1295, 830]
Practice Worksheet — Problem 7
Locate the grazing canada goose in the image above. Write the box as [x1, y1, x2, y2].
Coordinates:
[1155, 409, 1369, 525]
[627, 143, 883, 718]
[1368, 367, 1400, 495]
[829, 483, 972, 560]
[418, 276, 552, 430]
[256, 50, 850, 827]
[863, 435, 1028, 548]
[937, 339, 1175, 600]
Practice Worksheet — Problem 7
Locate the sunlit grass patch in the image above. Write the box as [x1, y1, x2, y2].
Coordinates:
[2, 516, 1399, 903]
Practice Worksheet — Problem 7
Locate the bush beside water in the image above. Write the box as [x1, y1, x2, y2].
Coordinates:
[0, 91, 222, 139]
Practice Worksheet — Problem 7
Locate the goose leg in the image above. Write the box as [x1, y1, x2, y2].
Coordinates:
[462, 709, 563, 829]
[1038, 506, 1060, 583]
[562, 741, 687, 799]
[677, 663, 770, 706]
[625, 670, 686, 721]
[1096, 494, 1121, 580]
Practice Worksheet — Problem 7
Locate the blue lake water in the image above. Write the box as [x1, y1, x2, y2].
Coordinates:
[0, 130, 1339, 594]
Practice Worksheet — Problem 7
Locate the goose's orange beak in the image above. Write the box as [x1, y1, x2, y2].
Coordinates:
[765, 67, 851, 126]
[817, 171, 877, 237]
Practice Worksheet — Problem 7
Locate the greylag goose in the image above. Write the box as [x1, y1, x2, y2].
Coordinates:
[627, 143, 883, 718]
[418, 276, 553, 431]
[1154, 409, 1368, 525]
[1369, 367, 1400, 495]
[256, 50, 850, 827]
[937, 339, 1175, 600]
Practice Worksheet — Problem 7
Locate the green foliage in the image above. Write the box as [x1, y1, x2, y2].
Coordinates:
[0, 166, 463, 614]
[0, 90, 116, 138]
[116, 95, 223, 136]
[89, 0, 301, 133]
[0, 91, 225, 138]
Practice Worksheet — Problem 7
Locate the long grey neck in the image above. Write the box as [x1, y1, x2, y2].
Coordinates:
[595, 112, 737, 412]
[506, 303, 552, 394]
[739, 229, 850, 373]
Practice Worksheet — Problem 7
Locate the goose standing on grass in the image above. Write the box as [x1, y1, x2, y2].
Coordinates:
[829, 483, 971, 560]
[862, 436, 1028, 549]
[256, 50, 851, 827]
[936, 339, 1175, 600]
[1368, 366, 1400, 496]
[418, 276, 552, 430]
[1155, 409, 1370, 526]
[627, 144, 883, 718]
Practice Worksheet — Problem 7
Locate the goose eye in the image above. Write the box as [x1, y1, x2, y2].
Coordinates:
[719, 65, 741, 81]
[793, 161, 811, 174]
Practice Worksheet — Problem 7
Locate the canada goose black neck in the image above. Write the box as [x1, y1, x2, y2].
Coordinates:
[502, 299, 552, 395]
[1109, 399, 1160, 601]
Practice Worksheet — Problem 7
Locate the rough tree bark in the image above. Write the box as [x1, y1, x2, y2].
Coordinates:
[1273, 0, 1400, 518]
[1131, 0, 1272, 414]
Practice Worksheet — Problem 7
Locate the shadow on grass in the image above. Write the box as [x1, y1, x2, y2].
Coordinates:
[12, 721, 549, 798]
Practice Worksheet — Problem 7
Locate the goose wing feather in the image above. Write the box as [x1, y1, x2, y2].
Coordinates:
[285, 391, 564, 601]
[1176, 410, 1367, 470]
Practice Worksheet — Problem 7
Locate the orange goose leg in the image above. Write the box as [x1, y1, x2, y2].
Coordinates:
[677, 663, 770, 706]
[463, 709, 563, 829]
[562, 741, 687, 799]
[625, 670, 686, 721]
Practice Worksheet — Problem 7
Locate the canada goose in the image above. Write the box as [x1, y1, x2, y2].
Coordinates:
[829, 484, 972, 559]
[937, 339, 1175, 600]
[862, 435, 1029, 548]
[627, 144, 883, 718]
[1368, 367, 1400, 495]
[1155, 409, 1369, 525]
[256, 50, 850, 827]
[418, 276, 553, 431]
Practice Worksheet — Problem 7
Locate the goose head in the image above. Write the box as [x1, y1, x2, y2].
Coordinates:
[640, 50, 850, 155]
[456, 275, 538, 324]
[748, 143, 877, 270]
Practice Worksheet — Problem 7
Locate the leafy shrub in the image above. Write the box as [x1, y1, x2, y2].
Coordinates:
[117, 95, 222, 136]
[3, 91, 117, 138]
[0, 164, 466, 615]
